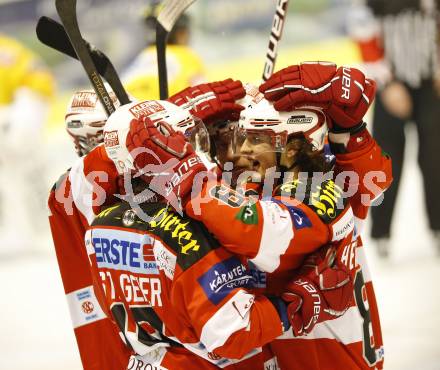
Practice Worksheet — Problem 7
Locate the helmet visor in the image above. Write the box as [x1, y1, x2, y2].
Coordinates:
[184, 117, 210, 155]
[232, 127, 287, 155]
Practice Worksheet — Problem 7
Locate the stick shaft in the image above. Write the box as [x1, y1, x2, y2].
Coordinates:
[262, 0, 290, 81]
[56, 0, 115, 115]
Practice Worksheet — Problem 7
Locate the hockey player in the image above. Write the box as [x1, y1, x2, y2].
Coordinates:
[48, 89, 131, 370]
[177, 62, 391, 369]
[84, 99, 353, 369]
[258, 63, 390, 369]
[48, 90, 214, 369]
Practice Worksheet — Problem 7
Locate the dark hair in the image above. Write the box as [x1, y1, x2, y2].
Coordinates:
[286, 135, 330, 175]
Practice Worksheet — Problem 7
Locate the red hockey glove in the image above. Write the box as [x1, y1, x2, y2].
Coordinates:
[282, 245, 353, 336]
[259, 62, 376, 129]
[126, 115, 206, 211]
[168, 79, 246, 125]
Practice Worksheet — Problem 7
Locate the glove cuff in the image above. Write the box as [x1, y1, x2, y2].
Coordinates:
[329, 121, 370, 154]
[330, 120, 366, 134]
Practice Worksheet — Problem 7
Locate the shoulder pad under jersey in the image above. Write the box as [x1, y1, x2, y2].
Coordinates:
[274, 177, 348, 224]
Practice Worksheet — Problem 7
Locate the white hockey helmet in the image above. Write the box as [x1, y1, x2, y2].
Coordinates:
[234, 94, 328, 153]
[65, 89, 119, 156]
[103, 99, 209, 175]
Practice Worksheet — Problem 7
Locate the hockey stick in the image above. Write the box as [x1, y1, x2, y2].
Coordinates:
[262, 0, 290, 81]
[55, 0, 115, 115]
[156, 0, 197, 99]
[36, 16, 131, 106]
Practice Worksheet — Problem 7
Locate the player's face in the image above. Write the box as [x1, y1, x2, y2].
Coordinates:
[238, 132, 277, 178]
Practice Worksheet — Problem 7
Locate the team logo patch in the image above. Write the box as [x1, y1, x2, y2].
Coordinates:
[129, 100, 165, 118]
[104, 130, 119, 147]
[198, 257, 253, 305]
[122, 209, 137, 227]
[81, 301, 94, 314]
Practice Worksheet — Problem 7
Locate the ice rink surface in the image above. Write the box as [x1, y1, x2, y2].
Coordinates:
[1, 125, 439, 370]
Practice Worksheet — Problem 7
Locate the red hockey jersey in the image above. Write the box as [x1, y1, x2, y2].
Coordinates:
[86, 200, 287, 369]
[48, 144, 131, 369]
[185, 133, 392, 370]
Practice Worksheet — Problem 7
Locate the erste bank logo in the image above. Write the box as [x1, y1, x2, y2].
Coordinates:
[92, 228, 158, 274]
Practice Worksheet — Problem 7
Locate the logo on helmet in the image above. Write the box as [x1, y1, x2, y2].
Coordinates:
[67, 119, 83, 129]
[129, 101, 165, 119]
[71, 91, 97, 109]
[287, 115, 313, 125]
[104, 130, 119, 147]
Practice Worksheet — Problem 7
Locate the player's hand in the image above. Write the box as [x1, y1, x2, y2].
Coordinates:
[259, 62, 376, 129]
[168, 79, 246, 125]
[282, 245, 353, 336]
[126, 115, 206, 211]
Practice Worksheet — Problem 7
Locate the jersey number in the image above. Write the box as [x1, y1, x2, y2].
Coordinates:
[110, 303, 163, 353]
[354, 270, 377, 366]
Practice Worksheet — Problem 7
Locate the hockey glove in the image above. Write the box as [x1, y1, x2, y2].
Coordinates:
[126, 115, 206, 211]
[282, 245, 353, 336]
[168, 79, 246, 125]
[259, 62, 376, 129]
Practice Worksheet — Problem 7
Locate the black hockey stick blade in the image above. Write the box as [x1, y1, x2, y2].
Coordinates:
[55, 0, 115, 115]
[36, 16, 130, 105]
[156, 0, 197, 99]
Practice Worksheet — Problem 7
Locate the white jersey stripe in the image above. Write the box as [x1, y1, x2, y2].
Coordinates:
[249, 201, 294, 273]
[66, 285, 107, 329]
[200, 290, 255, 352]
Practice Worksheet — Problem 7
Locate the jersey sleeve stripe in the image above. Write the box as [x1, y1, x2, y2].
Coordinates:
[200, 289, 255, 352]
[66, 285, 107, 329]
[249, 201, 294, 273]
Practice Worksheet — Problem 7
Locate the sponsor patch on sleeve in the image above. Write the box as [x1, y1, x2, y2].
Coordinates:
[153, 240, 177, 280]
[235, 203, 258, 225]
[66, 286, 106, 329]
[331, 206, 355, 241]
[271, 199, 312, 230]
[198, 257, 253, 305]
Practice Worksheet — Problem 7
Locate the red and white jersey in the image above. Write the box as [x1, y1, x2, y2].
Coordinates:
[86, 201, 286, 369]
[48, 144, 131, 370]
[186, 133, 392, 370]
[271, 135, 391, 370]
